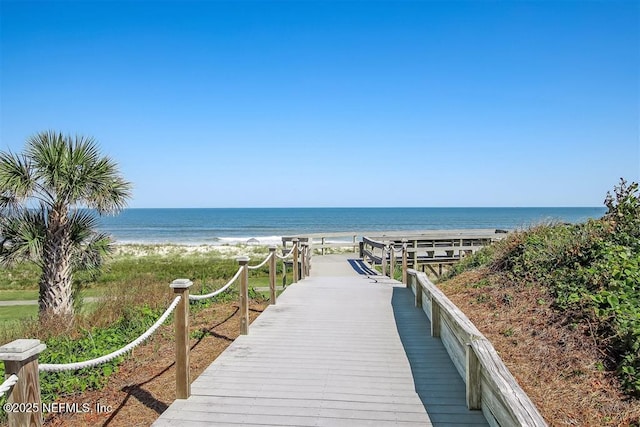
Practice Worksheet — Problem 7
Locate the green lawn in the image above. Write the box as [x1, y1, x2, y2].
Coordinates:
[0, 290, 38, 301]
[0, 248, 279, 327]
[0, 305, 37, 323]
[0, 288, 104, 302]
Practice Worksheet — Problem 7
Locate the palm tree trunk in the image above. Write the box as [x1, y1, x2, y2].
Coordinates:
[39, 210, 74, 320]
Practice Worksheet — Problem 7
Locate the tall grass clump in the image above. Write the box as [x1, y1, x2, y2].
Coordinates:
[446, 179, 640, 397]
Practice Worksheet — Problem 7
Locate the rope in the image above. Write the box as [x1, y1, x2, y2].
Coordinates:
[247, 252, 272, 270]
[0, 374, 18, 397]
[188, 267, 242, 301]
[39, 296, 182, 372]
[390, 245, 406, 254]
[275, 247, 295, 260]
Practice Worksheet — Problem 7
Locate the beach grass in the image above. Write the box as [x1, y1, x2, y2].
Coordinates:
[0, 244, 278, 335]
[0, 244, 276, 291]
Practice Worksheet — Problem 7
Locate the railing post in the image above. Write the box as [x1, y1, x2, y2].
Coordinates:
[466, 343, 482, 409]
[292, 238, 299, 283]
[170, 279, 192, 399]
[237, 256, 250, 335]
[413, 274, 423, 308]
[0, 339, 47, 427]
[268, 246, 277, 305]
[303, 243, 311, 276]
[389, 244, 395, 279]
[382, 245, 387, 277]
[431, 297, 441, 337]
[321, 237, 325, 255]
[401, 239, 408, 286]
[300, 243, 306, 280]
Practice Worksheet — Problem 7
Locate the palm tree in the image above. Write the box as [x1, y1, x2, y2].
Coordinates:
[0, 131, 131, 320]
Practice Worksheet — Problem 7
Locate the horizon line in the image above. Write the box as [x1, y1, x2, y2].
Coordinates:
[120, 206, 605, 210]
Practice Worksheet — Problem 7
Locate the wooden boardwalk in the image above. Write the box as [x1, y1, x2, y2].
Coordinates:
[154, 254, 489, 426]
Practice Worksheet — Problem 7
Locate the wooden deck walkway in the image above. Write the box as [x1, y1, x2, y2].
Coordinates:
[153, 254, 489, 426]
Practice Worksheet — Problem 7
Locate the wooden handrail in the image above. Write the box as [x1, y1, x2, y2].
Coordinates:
[405, 268, 547, 426]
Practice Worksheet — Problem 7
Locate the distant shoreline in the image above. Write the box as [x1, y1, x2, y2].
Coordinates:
[99, 207, 606, 246]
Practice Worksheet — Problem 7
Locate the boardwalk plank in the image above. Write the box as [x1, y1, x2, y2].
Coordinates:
[154, 254, 488, 426]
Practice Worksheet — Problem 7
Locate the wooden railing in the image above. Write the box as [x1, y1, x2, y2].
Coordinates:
[283, 233, 360, 255]
[361, 236, 387, 273]
[0, 241, 311, 427]
[361, 229, 507, 277]
[404, 265, 546, 426]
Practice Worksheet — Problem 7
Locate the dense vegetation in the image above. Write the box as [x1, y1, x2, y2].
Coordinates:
[447, 179, 640, 397]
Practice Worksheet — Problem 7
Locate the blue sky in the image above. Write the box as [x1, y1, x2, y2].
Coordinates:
[1, 1, 638, 208]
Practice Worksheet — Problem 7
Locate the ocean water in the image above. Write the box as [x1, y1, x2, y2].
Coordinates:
[96, 207, 607, 245]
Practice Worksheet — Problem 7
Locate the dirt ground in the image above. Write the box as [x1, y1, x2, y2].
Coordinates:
[440, 270, 640, 426]
[44, 300, 267, 427]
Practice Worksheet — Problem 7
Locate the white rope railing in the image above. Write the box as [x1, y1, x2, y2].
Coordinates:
[188, 267, 243, 301]
[39, 295, 182, 372]
[247, 252, 272, 270]
[390, 244, 406, 254]
[0, 374, 18, 397]
[276, 246, 295, 260]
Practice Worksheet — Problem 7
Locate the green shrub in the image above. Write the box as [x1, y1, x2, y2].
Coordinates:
[443, 179, 640, 396]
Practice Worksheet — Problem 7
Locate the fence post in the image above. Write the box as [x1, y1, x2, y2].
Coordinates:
[268, 246, 277, 305]
[401, 239, 408, 286]
[0, 339, 47, 427]
[237, 256, 250, 335]
[170, 279, 192, 399]
[292, 239, 299, 283]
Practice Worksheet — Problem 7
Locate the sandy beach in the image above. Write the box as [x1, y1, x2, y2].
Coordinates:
[113, 243, 272, 259]
[112, 241, 356, 259]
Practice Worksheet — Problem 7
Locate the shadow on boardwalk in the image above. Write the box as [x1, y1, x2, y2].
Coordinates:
[391, 286, 488, 426]
[346, 257, 487, 425]
[154, 255, 489, 426]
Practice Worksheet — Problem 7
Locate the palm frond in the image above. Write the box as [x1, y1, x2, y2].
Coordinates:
[67, 209, 100, 243]
[80, 156, 132, 214]
[67, 209, 114, 273]
[25, 131, 132, 212]
[0, 151, 36, 202]
[0, 207, 46, 267]
[26, 131, 66, 195]
[71, 231, 114, 273]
